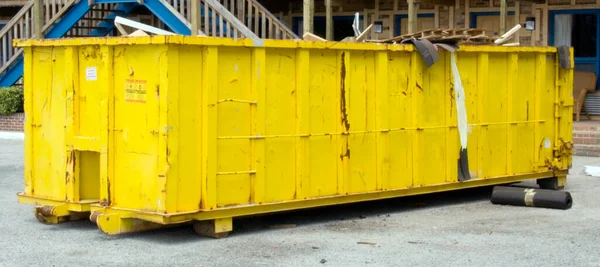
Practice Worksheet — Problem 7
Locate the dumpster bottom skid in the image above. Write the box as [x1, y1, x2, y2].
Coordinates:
[82, 174, 566, 238]
[17, 194, 97, 224]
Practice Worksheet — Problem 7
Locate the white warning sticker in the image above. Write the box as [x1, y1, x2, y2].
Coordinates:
[86, 67, 97, 81]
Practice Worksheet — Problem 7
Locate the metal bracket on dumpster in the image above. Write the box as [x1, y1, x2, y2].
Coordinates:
[400, 38, 440, 68]
[557, 45, 572, 69]
[435, 43, 471, 182]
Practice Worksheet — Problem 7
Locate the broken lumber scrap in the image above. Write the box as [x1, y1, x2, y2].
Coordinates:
[303, 32, 327, 42]
[356, 24, 374, 42]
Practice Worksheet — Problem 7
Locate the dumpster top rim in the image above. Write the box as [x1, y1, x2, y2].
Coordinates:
[14, 35, 560, 53]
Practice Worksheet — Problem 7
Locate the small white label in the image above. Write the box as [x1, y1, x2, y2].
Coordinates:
[544, 138, 551, 149]
[86, 67, 97, 81]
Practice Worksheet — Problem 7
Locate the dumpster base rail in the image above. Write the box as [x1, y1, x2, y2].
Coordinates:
[83, 171, 566, 237]
[17, 194, 97, 224]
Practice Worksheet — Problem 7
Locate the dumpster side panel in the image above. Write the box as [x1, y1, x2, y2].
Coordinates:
[417, 52, 450, 186]
[387, 52, 416, 189]
[263, 48, 297, 203]
[214, 47, 253, 207]
[346, 50, 378, 194]
[456, 52, 480, 178]
[484, 53, 508, 177]
[28, 46, 68, 200]
[173, 46, 203, 213]
[112, 45, 164, 211]
[305, 50, 339, 198]
[513, 53, 536, 174]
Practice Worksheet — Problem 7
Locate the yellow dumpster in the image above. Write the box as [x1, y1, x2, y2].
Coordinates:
[16, 36, 573, 237]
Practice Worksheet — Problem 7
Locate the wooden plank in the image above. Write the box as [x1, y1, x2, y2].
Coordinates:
[374, 0, 379, 39]
[2, 37, 7, 64]
[356, 23, 373, 41]
[254, 4, 259, 34]
[326, 0, 332, 40]
[303, 32, 326, 41]
[191, 0, 201, 36]
[514, 0, 520, 42]
[449, 6, 454, 28]
[34, 0, 43, 39]
[465, 0, 470, 28]
[500, 0, 507, 34]
[205, 1, 210, 35]
[434, 5, 440, 29]
[542, 4, 548, 45]
[303, 0, 314, 34]
[408, 0, 416, 34]
[533, 5, 540, 45]
[261, 12, 266, 38]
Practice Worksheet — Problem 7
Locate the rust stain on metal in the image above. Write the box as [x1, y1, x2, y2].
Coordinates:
[101, 178, 111, 206]
[39, 205, 54, 217]
[340, 147, 351, 160]
[340, 52, 350, 132]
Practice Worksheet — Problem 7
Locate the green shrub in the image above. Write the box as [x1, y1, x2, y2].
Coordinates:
[0, 87, 24, 116]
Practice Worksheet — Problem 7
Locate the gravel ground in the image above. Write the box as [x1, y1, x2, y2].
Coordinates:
[1, 138, 600, 267]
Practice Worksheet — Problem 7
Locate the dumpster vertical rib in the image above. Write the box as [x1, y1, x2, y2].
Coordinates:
[65, 46, 78, 202]
[534, 53, 544, 170]
[409, 52, 420, 187]
[202, 46, 219, 210]
[22, 50, 33, 195]
[553, 52, 560, 154]
[476, 52, 488, 178]
[338, 51, 350, 195]
[250, 47, 266, 204]
[507, 53, 517, 175]
[443, 52, 453, 183]
[165, 47, 180, 213]
[23, 46, 33, 195]
[158, 45, 169, 213]
[375, 51, 389, 190]
[99, 46, 113, 205]
[106, 46, 116, 207]
[295, 49, 310, 200]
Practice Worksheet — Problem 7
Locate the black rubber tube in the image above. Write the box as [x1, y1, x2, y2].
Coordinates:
[490, 186, 573, 210]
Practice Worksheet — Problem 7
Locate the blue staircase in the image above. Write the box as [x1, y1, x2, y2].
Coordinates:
[0, 0, 298, 87]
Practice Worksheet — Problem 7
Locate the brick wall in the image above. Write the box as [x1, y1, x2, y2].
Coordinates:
[573, 122, 600, 157]
[0, 112, 24, 132]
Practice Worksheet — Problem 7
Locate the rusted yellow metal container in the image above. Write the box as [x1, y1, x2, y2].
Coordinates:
[16, 36, 574, 237]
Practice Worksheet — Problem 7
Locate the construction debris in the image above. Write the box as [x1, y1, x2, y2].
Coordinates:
[356, 24, 373, 42]
[128, 29, 149, 37]
[494, 24, 522, 45]
[303, 32, 326, 42]
[301, 23, 523, 47]
[373, 28, 502, 45]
